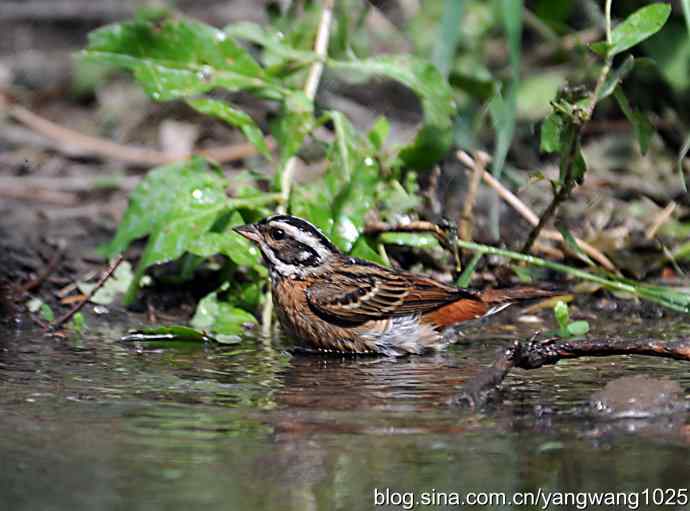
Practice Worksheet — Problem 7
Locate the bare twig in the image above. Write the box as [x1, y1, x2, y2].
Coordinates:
[645, 202, 677, 240]
[0, 187, 78, 206]
[263, 0, 335, 336]
[5, 103, 273, 166]
[457, 335, 690, 407]
[50, 255, 124, 331]
[277, 0, 334, 212]
[459, 151, 488, 242]
[456, 150, 617, 272]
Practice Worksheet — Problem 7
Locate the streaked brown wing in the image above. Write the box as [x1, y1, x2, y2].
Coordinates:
[305, 264, 480, 324]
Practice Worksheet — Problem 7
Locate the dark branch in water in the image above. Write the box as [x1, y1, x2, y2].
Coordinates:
[457, 336, 690, 408]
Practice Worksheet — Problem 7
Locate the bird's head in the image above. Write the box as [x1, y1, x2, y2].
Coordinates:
[234, 215, 342, 279]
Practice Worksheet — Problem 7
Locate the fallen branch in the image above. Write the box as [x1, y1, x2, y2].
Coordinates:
[457, 336, 690, 407]
[5, 102, 272, 166]
[457, 150, 617, 272]
[50, 255, 124, 330]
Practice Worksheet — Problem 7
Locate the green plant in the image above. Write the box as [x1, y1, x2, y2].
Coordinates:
[553, 300, 590, 338]
[84, 2, 689, 340]
[86, 5, 455, 335]
[524, 1, 671, 253]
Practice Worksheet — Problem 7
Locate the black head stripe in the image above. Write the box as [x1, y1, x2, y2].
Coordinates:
[265, 215, 339, 252]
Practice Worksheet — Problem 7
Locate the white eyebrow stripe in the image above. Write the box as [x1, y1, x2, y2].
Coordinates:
[274, 221, 331, 260]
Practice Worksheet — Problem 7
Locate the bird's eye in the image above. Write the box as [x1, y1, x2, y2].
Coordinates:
[271, 228, 285, 240]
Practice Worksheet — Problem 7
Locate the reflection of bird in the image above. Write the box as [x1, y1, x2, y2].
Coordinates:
[235, 215, 555, 356]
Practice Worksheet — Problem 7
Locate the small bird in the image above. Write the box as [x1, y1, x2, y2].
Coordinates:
[234, 215, 555, 356]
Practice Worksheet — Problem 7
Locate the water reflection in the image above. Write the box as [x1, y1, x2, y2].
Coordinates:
[1, 312, 689, 510]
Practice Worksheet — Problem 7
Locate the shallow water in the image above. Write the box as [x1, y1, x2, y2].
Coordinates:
[1, 310, 690, 510]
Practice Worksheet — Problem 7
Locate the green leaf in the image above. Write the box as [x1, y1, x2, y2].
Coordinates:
[40, 303, 55, 322]
[191, 290, 257, 338]
[613, 87, 653, 155]
[224, 22, 317, 68]
[608, 3, 672, 57]
[186, 98, 270, 158]
[350, 237, 388, 266]
[368, 116, 390, 150]
[571, 144, 587, 185]
[540, 112, 563, 153]
[187, 211, 262, 268]
[431, 0, 464, 78]
[566, 320, 590, 337]
[553, 300, 569, 336]
[456, 253, 482, 288]
[121, 325, 218, 343]
[111, 158, 230, 304]
[83, 16, 284, 101]
[69, 313, 87, 333]
[598, 55, 635, 101]
[379, 232, 441, 249]
[101, 158, 227, 257]
[329, 55, 456, 169]
[588, 41, 610, 57]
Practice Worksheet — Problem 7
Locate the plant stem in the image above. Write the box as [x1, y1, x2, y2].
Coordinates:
[263, 0, 335, 336]
[521, 0, 614, 254]
[457, 239, 689, 313]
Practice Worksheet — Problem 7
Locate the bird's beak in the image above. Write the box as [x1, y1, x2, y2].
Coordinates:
[233, 223, 261, 243]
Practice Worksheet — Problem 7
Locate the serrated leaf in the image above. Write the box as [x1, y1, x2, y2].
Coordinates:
[609, 3, 672, 57]
[107, 158, 230, 303]
[224, 22, 317, 67]
[83, 16, 284, 101]
[186, 98, 270, 158]
[540, 112, 563, 153]
[329, 55, 455, 169]
[101, 158, 226, 257]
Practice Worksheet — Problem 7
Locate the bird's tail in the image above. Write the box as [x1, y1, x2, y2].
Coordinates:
[424, 286, 559, 329]
[478, 286, 559, 304]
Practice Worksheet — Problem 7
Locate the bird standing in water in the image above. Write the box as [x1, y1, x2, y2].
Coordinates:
[235, 215, 554, 356]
